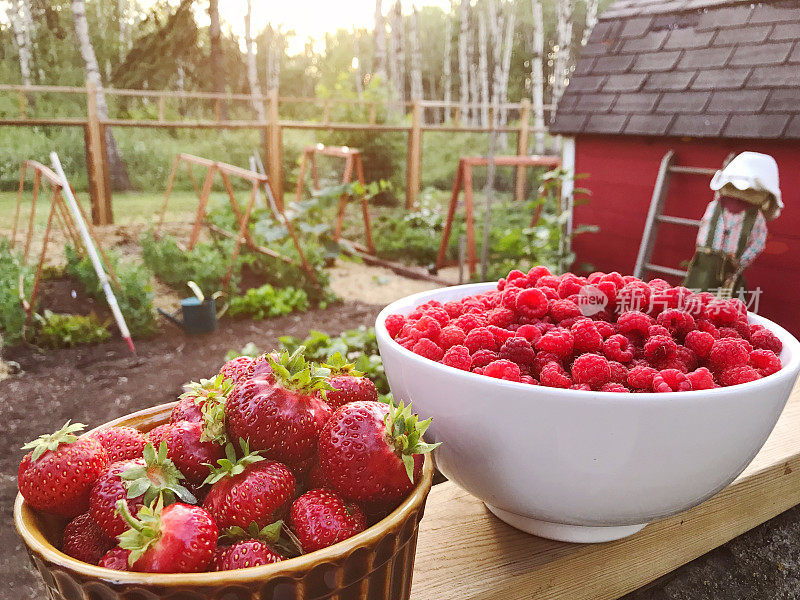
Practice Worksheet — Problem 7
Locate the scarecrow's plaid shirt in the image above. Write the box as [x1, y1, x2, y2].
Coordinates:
[696, 199, 768, 271]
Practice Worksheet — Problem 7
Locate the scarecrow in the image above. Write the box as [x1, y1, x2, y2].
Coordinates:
[684, 152, 782, 295]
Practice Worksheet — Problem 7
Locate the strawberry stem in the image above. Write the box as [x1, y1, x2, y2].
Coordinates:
[266, 347, 334, 395]
[383, 401, 441, 482]
[21, 421, 86, 462]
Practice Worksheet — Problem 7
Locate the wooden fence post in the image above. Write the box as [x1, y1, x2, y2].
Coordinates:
[406, 98, 422, 210]
[85, 80, 111, 225]
[514, 98, 531, 203]
[267, 89, 283, 208]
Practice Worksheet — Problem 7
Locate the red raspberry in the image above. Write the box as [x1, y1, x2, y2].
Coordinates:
[675, 345, 699, 372]
[600, 383, 629, 393]
[751, 328, 782, 354]
[730, 319, 752, 340]
[520, 375, 539, 385]
[603, 334, 634, 362]
[654, 356, 688, 373]
[596, 281, 618, 307]
[536, 275, 560, 289]
[488, 307, 516, 328]
[454, 313, 486, 332]
[719, 366, 761, 386]
[406, 316, 442, 342]
[617, 281, 651, 313]
[627, 365, 658, 390]
[570, 383, 592, 391]
[685, 330, 715, 359]
[557, 277, 583, 299]
[697, 319, 721, 338]
[647, 278, 670, 291]
[501, 287, 521, 310]
[617, 311, 654, 335]
[464, 327, 497, 353]
[412, 338, 444, 362]
[594, 320, 616, 339]
[397, 337, 415, 350]
[506, 269, 529, 287]
[423, 306, 450, 327]
[647, 324, 671, 338]
[442, 345, 471, 371]
[708, 338, 749, 372]
[385, 314, 406, 338]
[587, 272, 604, 283]
[571, 353, 611, 388]
[599, 272, 625, 290]
[471, 349, 499, 368]
[608, 361, 629, 384]
[749, 349, 782, 377]
[515, 288, 548, 319]
[687, 367, 716, 390]
[439, 325, 467, 350]
[536, 328, 574, 359]
[540, 362, 572, 388]
[652, 369, 692, 392]
[718, 327, 742, 339]
[527, 265, 552, 285]
[572, 320, 603, 353]
[483, 360, 522, 382]
[657, 309, 696, 338]
[499, 337, 537, 366]
[550, 299, 582, 322]
[487, 325, 515, 346]
[514, 324, 542, 344]
[532, 351, 560, 377]
[706, 300, 739, 325]
[443, 301, 464, 318]
[643, 335, 677, 362]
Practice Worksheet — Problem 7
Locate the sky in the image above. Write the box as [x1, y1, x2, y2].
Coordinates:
[195, 0, 452, 55]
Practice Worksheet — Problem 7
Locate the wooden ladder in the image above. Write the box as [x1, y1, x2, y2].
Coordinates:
[633, 150, 733, 280]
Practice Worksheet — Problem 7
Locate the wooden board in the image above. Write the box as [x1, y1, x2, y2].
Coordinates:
[411, 383, 800, 600]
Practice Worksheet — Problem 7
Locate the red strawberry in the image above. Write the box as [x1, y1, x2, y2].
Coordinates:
[202, 441, 296, 531]
[116, 498, 218, 573]
[289, 488, 366, 552]
[90, 443, 196, 538]
[210, 521, 286, 571]
[18, 422, 109, 517]
[305, 457, 328, 489]
[321, 353, 379, 410]
[99, 547, 131, 571]
[149, 421, 225, 486]
[170, 375, 232, 425]
[61, 513, 115, 565]
[319, 401, 438, 505]
[90, 426, 147, 463]
[219, 355, 255, 385]
[226, 348, 333, 468]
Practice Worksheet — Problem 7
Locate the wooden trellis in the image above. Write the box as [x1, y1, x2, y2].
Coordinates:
[10, 160, 119, 324]
[436, 155, 562, 277]
[295, 144, 376, 254]
[155, 153, 318, 287]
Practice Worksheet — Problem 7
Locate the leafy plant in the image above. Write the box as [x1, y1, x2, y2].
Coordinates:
[141, 231, 233, 294]
[278, 326, 387, 394]
[65, 245, 157, 337]
[228, 284, 309, 320]
[0, 238, 34, 345]
[34, 310, 111, 348]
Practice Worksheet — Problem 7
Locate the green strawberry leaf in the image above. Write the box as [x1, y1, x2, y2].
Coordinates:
[383, 401, 441, 482]
[117, 496, 164, 566]
[203, 439, 265, 486]
[121, 442, 196, 506]
[22, 421, 86, 462]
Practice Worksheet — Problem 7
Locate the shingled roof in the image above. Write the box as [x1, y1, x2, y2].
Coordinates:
[550, 0, 800, 139]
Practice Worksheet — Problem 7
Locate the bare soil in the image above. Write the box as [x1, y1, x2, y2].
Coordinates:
[0, 301, 380, 599]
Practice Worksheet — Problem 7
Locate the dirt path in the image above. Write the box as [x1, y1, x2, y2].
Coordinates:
[0, 301, 380, 599]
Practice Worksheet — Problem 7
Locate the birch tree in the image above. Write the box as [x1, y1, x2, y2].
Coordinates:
[208, 0, 225, 116]
[498, 11, 515, 127]
[244, 0, 265, 121]
[387, 1, 405, 107]
[373, 0, 387, 83]
[7, 0, 33, 87]
[409, 5, 423, 102]
[71, 0, 132, 190]
[353, 30, 363, 95]
[443, 6, 453, 122]
[581, 0, 599, 46]
[477, 9, 489, 127]
[265, 26, 282, 92]
[458, 0, 471, 123]
[531, 0, 546, 152]
[552, 0, 574, 114]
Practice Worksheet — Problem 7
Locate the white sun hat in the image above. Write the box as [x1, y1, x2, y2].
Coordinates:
[710, 151, 783, 220]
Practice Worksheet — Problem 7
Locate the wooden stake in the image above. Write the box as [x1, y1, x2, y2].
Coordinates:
[333, 155, 354, 241]
[463, 163, 476, 277]
[11, 163, 27, 249]
[267, 89, 283, 206]
[294, 148, 309, 205]
[26, 199, 57, 325]
[85, 81, 110, 225]
[515, 99, 531, 203]
[23, 169, 41, 262]
[157, 154, 181, 235]
[436, 160, 464, 271]
[189, 165, 216, 250]
[355, 155, 375, 254]
[406, 97, 422, 209]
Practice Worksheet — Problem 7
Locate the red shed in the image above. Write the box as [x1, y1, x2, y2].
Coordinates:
[550, 0, 800, 335]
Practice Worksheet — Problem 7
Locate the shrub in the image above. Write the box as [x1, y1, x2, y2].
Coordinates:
[64, 245, 157, 337]
[34, 311, 111, 348]
[0, 238, 35, 345]
[228, 284, 309, 320]
[140, 230, 232, 294]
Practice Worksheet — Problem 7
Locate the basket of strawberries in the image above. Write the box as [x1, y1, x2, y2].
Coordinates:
[14, 348, 437, 600]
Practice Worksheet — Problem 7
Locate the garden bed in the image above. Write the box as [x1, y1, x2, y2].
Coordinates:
[0, 300, 380, 598]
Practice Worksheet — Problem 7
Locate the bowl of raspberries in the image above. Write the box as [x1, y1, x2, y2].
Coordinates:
[14, 349, 436, 600]
[376, 268, 800, 543]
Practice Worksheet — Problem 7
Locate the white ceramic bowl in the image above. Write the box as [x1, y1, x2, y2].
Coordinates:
[376, 282, 800, 543]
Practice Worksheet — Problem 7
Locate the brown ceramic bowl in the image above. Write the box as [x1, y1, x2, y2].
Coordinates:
[15, 402, 434, 600]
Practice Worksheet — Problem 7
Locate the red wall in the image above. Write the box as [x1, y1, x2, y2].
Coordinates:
[572, 134, 800, 336]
